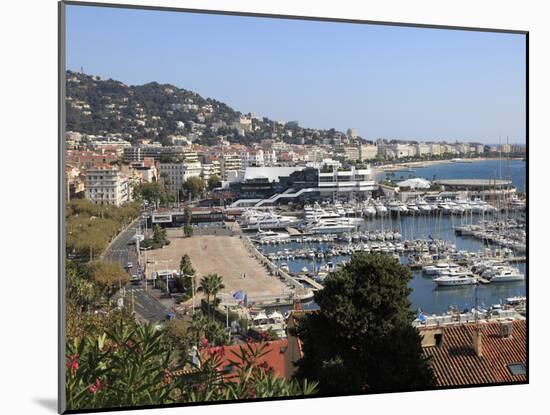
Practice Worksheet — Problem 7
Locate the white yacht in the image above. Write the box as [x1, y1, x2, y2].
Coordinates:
[438, 267, 474, 278]
[434, 275, 477, 287]
[363, 203, 377, 217]
[254, 230, 290, 243]
[407, 201, 420, 213]
[455, 199, 472, 212]
[388, 200, 408, 214]
[309, 220, 357, 234]
[422, 262, 459, 275]
[374, 200, 388, 215]
[438, 200, 453, 215]
[485, 266, 525, 282]
[416, 198, 432, 212]
[240, 210, 300, 230]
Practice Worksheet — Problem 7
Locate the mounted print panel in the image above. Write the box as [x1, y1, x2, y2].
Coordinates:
[59, 1, 528, 413]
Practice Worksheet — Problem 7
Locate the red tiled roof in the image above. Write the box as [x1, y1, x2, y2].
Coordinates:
[204, 340, 288, 381]
[422, 320, 526, 387]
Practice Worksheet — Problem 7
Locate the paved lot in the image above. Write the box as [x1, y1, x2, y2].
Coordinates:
[146, 230, 289, 298]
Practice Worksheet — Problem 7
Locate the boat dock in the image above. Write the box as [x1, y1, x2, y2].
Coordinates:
[292, 274, 324, 291]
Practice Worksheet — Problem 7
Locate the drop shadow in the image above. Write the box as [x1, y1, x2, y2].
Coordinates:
[34, 398, 57, 413]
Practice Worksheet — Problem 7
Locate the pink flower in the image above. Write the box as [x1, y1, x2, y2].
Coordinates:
[215, 346, 225, 358]
[207, 346, 225, 358]
[88, 378, 103, 394]
[199, 338, 209, 349]
[162, 369, 172, 385]
[66, 354, 79, 374]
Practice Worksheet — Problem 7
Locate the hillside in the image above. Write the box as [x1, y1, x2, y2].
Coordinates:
[65, 70, 357, 146]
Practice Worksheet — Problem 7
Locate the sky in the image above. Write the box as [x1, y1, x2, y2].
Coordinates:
[65, 5, 526, 144]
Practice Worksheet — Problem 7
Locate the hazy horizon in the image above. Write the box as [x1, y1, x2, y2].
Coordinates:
[66, 5, 527, 144]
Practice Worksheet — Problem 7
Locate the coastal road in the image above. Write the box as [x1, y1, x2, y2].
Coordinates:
[104, 217, 169, 322]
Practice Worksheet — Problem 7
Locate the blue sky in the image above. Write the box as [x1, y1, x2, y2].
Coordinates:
[66, 5, 526, 143]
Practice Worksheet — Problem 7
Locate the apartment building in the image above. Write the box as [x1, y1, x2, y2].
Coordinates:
[84, 165, 130, 206]
[159, 161, 202, 194]
[359, 144, 378, 161]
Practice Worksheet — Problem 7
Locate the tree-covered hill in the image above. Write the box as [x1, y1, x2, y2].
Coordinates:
[66, 70, 356, 146]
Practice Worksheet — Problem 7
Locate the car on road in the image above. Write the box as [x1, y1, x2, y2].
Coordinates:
[126, 262, 133, 269]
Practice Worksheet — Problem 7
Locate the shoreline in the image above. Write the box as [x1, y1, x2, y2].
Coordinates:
[371, 157, 523, 177]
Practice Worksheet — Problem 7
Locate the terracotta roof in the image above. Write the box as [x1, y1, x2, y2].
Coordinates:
[205, 340, 289, 381]
[422, 320, 527, 387]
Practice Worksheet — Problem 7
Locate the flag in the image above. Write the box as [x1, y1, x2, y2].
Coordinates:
[232, 290, 244, 301]
[417, 309, 427, 322]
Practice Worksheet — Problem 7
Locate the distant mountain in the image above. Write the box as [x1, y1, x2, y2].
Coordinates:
[65, 70, 356, 146]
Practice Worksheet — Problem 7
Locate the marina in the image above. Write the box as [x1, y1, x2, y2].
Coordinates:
[236, 160, 527, 316]
[144, 159, 527, 317]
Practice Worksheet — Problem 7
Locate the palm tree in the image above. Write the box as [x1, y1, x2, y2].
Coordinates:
[198, 273, 225, 319]
[179, 254, 195, 276]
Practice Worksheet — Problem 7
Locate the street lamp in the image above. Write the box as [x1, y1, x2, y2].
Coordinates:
[220, 293, 231, 343]
[183, 273, 195, 315]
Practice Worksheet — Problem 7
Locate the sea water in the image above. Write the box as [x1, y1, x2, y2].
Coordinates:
[376, 158, 526, 192]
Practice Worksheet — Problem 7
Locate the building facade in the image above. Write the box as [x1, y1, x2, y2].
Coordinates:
[84, 165, 130, 206]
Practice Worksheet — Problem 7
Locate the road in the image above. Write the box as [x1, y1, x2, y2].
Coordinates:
[104, 217, 169, 322]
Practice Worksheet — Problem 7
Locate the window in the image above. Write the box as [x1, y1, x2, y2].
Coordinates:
[507, 363, 526, 376]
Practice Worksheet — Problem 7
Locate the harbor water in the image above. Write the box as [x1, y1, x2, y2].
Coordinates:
[260, 159, 527, 314]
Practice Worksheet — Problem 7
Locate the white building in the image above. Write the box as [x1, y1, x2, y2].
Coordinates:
[317, 165, 377, 199]
[221, 153, 243, 180]
[85, 165, 130, 206]
[429, 143, 442, 156]
[159, 161, 202, 194]
[342, 146, 360, 161]
[359, 144, 378, 161]
[232, 116, 253, 132]
[347, 128, 358, 139]
[394, 143, 416, 158]
[201, 161, 221, 181]
[415, 143, 431, 157]
[263, 150, 277, 166]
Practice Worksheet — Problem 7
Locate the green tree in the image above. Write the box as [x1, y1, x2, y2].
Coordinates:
[179, 254, 195, 277]
[88, 261, 129, 299]
[187, 312, 228, 347]
[207, 174, 221, 190]
[184, 205, 192, 225]
[66, 319, 317, 411]
[133, 182, 169, 207]
[292, 252, 434, 394]
[198, 273, 225, 319]
[183, 224, 194, 237]
[175, 254, 195, 297]
[182, 176, 206, 200]
[153, 224, 167, 244]
[65, 322, 175, 410]
[67, 260, 100, 310]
